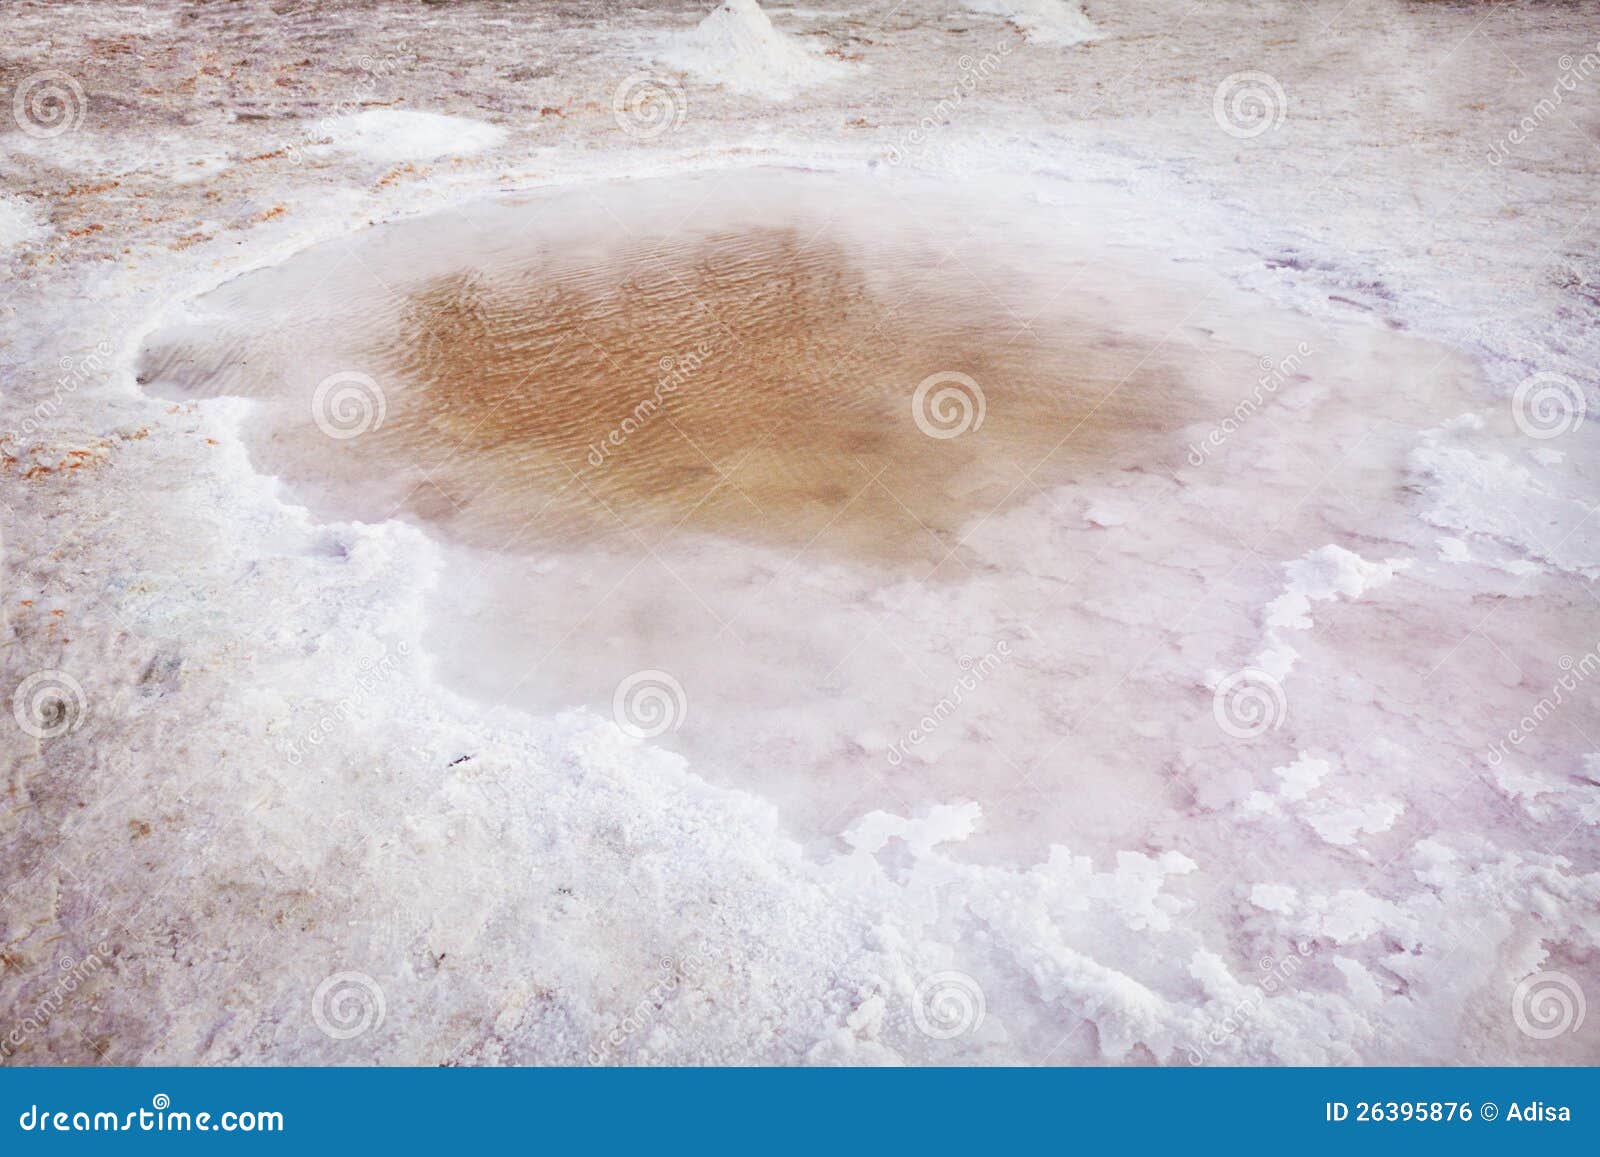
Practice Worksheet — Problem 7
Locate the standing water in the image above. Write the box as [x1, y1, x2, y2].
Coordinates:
[139, 169, 1478, 857]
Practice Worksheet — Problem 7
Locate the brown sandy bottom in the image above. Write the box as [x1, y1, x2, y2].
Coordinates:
[139, 169, 1482, 854]
[377, 230, 1189, 563]
[141, 170, 1199, 565]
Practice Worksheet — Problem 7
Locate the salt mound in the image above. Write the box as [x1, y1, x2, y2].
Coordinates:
[659, 0, 848, 99]
[308, 109, 506, 163]
[965, 0, 1102, 46]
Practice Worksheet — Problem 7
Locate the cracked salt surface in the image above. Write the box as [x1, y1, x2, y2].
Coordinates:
[3, 0, 1598, 1066]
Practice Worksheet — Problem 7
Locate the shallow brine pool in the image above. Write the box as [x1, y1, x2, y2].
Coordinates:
[139, 168, 1481, 857]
